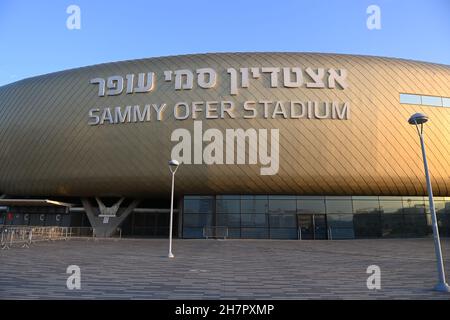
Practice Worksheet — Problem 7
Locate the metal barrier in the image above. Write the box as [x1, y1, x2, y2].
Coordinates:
[1, 226, 33, 249]
[203, 226, 228, 239]
[1, 226, 66, 249]
[29, 226, 69, 242]
[67, 227, 95, 238]
[0, 226, 99, 249]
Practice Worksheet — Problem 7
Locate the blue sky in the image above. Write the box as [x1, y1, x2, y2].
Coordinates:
[0, 0, 449, 86]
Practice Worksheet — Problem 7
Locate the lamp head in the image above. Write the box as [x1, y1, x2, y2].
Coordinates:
[169, 159, 180, 167]
[408, 113, 428, 125]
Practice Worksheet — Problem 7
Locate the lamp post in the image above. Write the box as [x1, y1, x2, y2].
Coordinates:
[168, 159, 180, 258]
[408, 112, 450, 292]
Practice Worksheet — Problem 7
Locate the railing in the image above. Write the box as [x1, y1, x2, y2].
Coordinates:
[67, 227, 95, 238]
[0, 226, 102, 249]
[1, 226, 68, 249]
[203, 226, 228, 239]
[1, 226, 33, 249]
[28, 226, 69, 242]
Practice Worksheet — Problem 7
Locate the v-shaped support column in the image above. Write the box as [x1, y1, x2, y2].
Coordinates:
[81, 198, 140, 237]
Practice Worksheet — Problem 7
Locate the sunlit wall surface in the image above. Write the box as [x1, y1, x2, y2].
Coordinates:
[0, 53, 449, 197]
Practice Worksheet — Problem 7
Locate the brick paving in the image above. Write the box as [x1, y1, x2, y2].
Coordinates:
[0, 238, 450, 299]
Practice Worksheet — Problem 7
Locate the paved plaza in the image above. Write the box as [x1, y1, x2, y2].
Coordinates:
[0, 238, 450, 299]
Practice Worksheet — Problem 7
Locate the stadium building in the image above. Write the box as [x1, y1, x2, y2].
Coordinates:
[0, 52, 449, 240]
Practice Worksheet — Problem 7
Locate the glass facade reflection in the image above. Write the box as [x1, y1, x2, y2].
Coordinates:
[182, 195, 450, 240]
[399, 93, 450, 108]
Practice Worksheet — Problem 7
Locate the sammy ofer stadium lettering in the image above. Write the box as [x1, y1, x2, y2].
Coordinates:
[87, 66, 350, 176]
[89, 67, 348, 96]
[88, 100, 349, 125]
[88, 65, 350, 124]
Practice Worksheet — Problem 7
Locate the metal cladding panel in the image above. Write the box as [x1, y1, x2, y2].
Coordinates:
[0, 52, 448, 197]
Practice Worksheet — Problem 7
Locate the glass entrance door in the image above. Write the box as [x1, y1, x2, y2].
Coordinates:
[297, 214, 328, 240]
[297, 214, 314, 239]
[313, 214, 328, 239]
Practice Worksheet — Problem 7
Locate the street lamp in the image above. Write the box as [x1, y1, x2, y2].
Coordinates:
[168, 159, 180, 258]
[408, 112, 450, 292]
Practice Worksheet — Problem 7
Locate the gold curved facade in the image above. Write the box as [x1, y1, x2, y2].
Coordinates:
[0, 53, 449, 197]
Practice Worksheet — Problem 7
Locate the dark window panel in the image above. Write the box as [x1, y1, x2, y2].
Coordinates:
[268, 199, 296, 214]
[184, 199, 213, 214]
[241, 199, 268, 214]
[241, 214, 268, 227]
[268, 195, 297, 200]
[183, 227, 204, 239]
[403, 214, 428, 237]
[240, 195, 268, 200]
[270, 228, 298, 239]
[353, 213, 382, 238]
[269, 214, 296, 228]
[353, 200, 380, 214]
[227, 228, 241, 238]
[381, 213, 404, 238]
[402, 196, 426, 212]
[12, 213, 24, 225]
[325, 199, 353, 214]
[216, 199, 240, 214]
[216, 195, 241, 199]
[241, 228, 268, 239]
[183, 213, 213, 227]
[352, 196, 379, 200]
[216, 214, 241, 227]
[297, 199, 326, 214]
[437, 213, 450, 237]
[184, 196, 214, 200]
[327, 214, 355, 239]
[325, 196, 352, 200]
[297, 196, 325, 200]
[379, 196, 403, 201]
[379, 200, 403, 214]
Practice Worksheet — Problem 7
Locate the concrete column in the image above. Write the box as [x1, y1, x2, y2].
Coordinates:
[81, 198, 141, 237]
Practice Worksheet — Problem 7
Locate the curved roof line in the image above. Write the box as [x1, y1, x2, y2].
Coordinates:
[2, 51, 449, 88]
